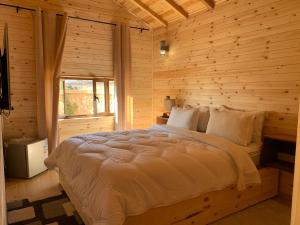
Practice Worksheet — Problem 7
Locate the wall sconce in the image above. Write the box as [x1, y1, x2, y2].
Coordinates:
[160, 40, 169, 56]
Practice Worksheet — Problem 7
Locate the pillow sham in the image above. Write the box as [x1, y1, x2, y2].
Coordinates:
[167, 107, 199, 130]
[183, 105, 210, 132]
[221, 105, 265, 144]
[197, 106, 210, 132]
[206, 109, 255, 146]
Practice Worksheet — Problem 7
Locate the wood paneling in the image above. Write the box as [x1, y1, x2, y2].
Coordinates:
[0, 0, 152, 141]
[130, 29, 153, 129]
[153, 0, 300, 137]
[0, 117, 6, 225]
[115, 0, 227, 28]
[291, 102, 300, 225]
[1, 0, 146, 28]
[0, 7, 37, 140]
[58, 116, 115, 142]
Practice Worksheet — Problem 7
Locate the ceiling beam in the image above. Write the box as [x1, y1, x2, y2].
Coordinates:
[164, 0, 188, 19]
[200, 0, 215, 9]
[129, 0, 168, 27]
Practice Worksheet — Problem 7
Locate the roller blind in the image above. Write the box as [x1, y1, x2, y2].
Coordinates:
[60, 18, 114, 79]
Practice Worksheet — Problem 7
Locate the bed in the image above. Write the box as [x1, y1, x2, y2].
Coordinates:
[45, 124, 278, 225]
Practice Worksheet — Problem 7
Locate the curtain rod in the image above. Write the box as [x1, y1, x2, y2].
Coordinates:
[0, 3, 150, 32]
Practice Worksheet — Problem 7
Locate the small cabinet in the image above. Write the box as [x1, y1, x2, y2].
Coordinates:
[156, 116, 168, 125]
[5, 139, 48, 178]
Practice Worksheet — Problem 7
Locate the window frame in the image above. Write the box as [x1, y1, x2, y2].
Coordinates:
[60, 77, 115, 119]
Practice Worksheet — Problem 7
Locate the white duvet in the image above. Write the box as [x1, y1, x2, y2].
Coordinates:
[45, 125, 261, 225]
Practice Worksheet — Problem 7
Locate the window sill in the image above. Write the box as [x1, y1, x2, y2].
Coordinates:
[58, 114, 115, 121]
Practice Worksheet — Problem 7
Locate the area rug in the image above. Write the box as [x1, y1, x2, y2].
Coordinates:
[7, 192, 84, 225]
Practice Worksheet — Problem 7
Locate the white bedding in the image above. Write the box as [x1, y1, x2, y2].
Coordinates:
[45, 125, 261, 225]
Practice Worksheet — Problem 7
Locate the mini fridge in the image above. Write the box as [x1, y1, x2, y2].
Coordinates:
[5, 139, 48, 178]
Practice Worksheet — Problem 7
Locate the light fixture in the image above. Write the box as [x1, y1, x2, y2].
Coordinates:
[160, 40, 169, 56]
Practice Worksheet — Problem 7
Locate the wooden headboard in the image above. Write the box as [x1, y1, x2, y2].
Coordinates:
[154, 96, 298, 140]
[263, 111, 298, 141]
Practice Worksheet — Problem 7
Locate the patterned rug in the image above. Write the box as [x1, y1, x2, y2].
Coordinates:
[7, 192, 85, 225]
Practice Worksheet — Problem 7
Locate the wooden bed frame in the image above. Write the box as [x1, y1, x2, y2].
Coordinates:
[59, 167, 279, 225]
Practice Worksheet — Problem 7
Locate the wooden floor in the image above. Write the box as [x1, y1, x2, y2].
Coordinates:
[5, 170, 291, 225]
[5, 170, 61, 203]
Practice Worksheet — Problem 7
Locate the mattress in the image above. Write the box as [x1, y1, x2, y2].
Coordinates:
[199, 131, 262, 166]
[243, 143, 262, 166]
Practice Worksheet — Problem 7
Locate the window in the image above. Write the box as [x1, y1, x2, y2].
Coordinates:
[59, 78, 115, 117]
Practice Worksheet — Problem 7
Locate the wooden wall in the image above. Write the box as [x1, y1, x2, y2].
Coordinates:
[291, 103, 300, 225]
[58, 116, 115, 142]
[0, 0, 146, 27]
[0, 117, 6, 225]
[0, 0, 153, 141]
[58, 25, 153, 142]
[131, 29, 153, 129]
[0, 7, 37, 140]
[59, 19, 154, 136]
[153, 0, 300, 137]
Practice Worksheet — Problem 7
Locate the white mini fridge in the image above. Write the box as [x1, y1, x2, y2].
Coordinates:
[5, 139, 48, 178]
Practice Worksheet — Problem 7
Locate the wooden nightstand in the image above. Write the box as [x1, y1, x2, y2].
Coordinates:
[156, 116, 168, 125]
[261, 134, 296, 199]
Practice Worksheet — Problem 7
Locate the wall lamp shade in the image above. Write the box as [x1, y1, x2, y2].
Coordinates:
[164, 96, 176, 112]
[160, 40, 169, 56]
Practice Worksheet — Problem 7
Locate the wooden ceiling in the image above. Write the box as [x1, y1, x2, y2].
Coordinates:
[114, 0, 227, 28]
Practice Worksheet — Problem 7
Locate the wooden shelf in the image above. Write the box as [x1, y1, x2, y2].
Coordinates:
[263, 134, 296, 143]
[265, 160, 294, 173]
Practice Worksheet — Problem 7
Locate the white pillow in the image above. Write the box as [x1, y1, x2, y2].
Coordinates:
[206, 109, 255, 146]
[167, 107, 199, 130]
[221, 106, 265, 144]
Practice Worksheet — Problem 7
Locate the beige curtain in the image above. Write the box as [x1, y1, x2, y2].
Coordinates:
[113, 24, 133, 130]
[35, 9, 68, 152]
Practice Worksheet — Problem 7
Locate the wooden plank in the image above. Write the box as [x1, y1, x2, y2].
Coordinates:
[128, 0, 168, 27]
[0, 0, 144, 27]
[200, 0, 215, 9]
[153, 0, 300, 137]
[130, 29, 154, 128]
[263, 134, 297, 143]
[164, 0, 189, 19]
[0, 117, 6, 225]
[58, 116, 115, 142]
[0, 0, 150, 141]
[279, 170, 294, 199]
[291, 102, 300, 225]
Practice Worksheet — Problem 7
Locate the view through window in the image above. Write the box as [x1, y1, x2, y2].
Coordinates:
[59, 79, 115, 117]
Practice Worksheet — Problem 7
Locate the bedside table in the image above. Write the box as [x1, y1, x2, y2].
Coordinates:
[156, 116, 168, 125]
[261, 134, 296, 200]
